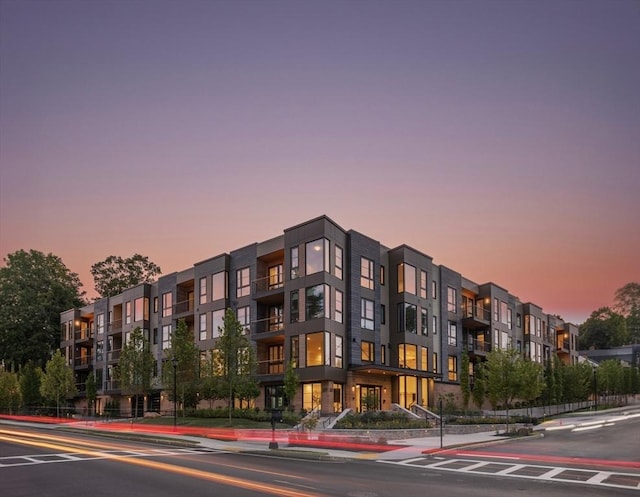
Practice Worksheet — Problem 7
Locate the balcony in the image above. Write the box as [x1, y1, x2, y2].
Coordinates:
[74, 356, 92, 369]
[108, 319, 123, 334]
[107, 349, 121, 362]
[74, 328, 93, 343]
[461, 304, 490, 330]
[557, 338, 570, 353]
[252, 316, 284, 335]
[253, 273, 284, 303]
[466, 337, 491, 355]
[257, 359, 284, 375]
[104, 380, 120, 392]
[174, 297, 194, 317]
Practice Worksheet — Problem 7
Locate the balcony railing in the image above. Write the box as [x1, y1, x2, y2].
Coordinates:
[174, 298, 194, 315]
[104, 380, 120, 391]
[74, 356, 92, 367]
[108, 320, 123, 333]
[462, 304, 491, 321]
[557, 339, 570, 351]
[257, 360, 284, 375]
[466, 337, 491, 354]
[253, 273, 284, 293]
[252, 316, 284, 334]
[74, 329, 93, 341]
[107, 349, 121, 362]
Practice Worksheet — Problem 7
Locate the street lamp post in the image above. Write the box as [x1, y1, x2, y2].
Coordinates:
[172, 356, 178, 430]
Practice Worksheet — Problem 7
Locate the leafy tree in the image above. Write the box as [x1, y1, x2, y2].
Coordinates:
[0, 369, 21, 414]
[163, 319, 201, 414]
[598, 359, 624, 405]
[117, 327, 154, 417]
[0, 250, 85, 370]
[459, 351, 471, 413]
[471, 364, 485, 410]
[213, 309, 259, 423]
[40, 350, 77, 417]
[561, 361, 591, 405]
[614, 282, 640, 344]
[19, 361, 43, 414]
[90, 254, 161, 298]
[519, 359, 544, 417]
[484, 348, 524, 433]
[85, 372, 97, 416]
[579, 307, 628, 350]
[283, 360, 299, 411]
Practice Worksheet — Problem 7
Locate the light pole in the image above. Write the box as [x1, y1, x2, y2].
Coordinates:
[172, 356, 178, 430]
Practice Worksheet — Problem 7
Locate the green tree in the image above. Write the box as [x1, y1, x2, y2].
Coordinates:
[213, 309, 259, 423]
[85, 371, 97, 417]
[163, 319, 201, 414]
[0, 250, 85, 370]
[519, 359, 544, 418]
[459, 351, 471, 413]
[614, 282, 640, 344]
[579, 307, 628, 350]
[40, 350, 77, 417]
[0, 368, 21, 414]
[472, 364, 486, 411]
[19, 361, 42, 414]
[90, 254, 161, 298]
[598, 359, 624, 405]
[283, 360, 299, 411]
[117, 327, 154, 418]
[484, 348, 524, 433]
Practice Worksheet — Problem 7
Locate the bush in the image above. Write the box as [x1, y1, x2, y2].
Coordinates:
[335, 411, 431, 429]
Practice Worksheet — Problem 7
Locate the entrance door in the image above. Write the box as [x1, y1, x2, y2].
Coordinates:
[359, 385, 381, 412]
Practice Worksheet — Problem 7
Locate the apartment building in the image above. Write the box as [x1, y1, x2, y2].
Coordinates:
[60, 215, 580, 416]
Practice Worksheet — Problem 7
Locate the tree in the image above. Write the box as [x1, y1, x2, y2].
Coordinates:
[19, 361, 43, 414]
[519, 359, 544, 418]
[472, 365, 486, 411]
[0, 250, 85, 370]
[459, 351, 471, 413]
[579, 307, 628, 350]
[163, 319, 201, 414]
[40, 350, 77, 417]
[90, 254, 161, 298]
[85, 372, 97, 417]
[614, 282, 640, 344]
[0, 368, 21, 414]
[283, 360, 299, 411]
[117, 327, 154, 417]
[213, 309, 259, 423]
[484, 348, 524, 433]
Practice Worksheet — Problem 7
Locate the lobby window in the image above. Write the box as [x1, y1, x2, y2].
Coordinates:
[398, 343, 417, 369]
[398, 303, 417, 334]
[306, 238, 329, 275]
[335, 290, 343, 323]
[291, 336, 299, 368]
[290, 247, 299, 279]
[237, 306, 250, 334]
[290, 290, 299, 323]
[361, 298, 374, 330]
[421, 308, 428, 335]
[199, 277, 207, 304]
[162, 292, 172, 317]
[360, 257, 374, 290]
[236, 267, 250, 298]
[306, 332, 327, 367]
[303, 382, 322, 411]
[212, 309, 224, 338]
[268, 264, 283, 289]
[447, 287, 457, 313]
[335, 245, 343, 279]
[199, 313, 207, 341]
[361, 340, 375, 362]
[335, 335, 343, 368]
[306, 284, 329, 320]
[448, 355, 458, 381]
[420, 270, 428, 299]
[447, 321, 457, 346]
[162, 324, 172, 349]
[397, 263, 416, 295]
[125, 301, 132, 324]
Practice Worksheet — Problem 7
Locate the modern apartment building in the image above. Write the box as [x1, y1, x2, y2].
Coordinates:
[60, 215, 579, 416]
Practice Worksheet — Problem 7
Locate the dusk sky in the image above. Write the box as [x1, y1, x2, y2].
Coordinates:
[1, 0, 638, 324]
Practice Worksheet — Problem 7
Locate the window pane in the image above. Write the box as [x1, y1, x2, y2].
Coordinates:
[306, 238, 326, 275]
[306, 332, 325, 366]
[212, 272, 227, 301]
[305, 285, 326, 320]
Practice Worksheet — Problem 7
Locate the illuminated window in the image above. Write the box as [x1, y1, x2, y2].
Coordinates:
[306, 238, 329, 275]
[448, 355, 457, 381]
[268, 264, 283, 289]
[421, 346, 428, 372]
[306, 332, 327, 367]
[361, 340, 375, 362]
[398, 263, 416, 294]
[398, 343, 417, 369]
[361, 257, 374, 290]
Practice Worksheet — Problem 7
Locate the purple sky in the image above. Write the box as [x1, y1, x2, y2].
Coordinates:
[1, 0, 639, 324]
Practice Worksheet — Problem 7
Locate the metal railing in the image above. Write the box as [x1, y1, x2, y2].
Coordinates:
[252, 316, 284, 334]
[462, 304, 490, 321]
[257, 360, 284, 375]
[74, 329, 93, 341]
[174, 298, 194, 314]
[467, 337, 491, 353]
[253, 273, 284, 293]
[74, 356, 92, 367]
[107, 349, 121, 362]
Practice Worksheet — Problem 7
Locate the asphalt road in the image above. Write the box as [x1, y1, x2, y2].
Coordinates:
[2, 425, 637, 497]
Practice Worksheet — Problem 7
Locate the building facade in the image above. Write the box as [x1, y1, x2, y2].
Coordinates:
[60, 215, 580, 416]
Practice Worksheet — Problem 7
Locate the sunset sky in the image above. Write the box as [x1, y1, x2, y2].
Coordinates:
[1, 0, 638, 325]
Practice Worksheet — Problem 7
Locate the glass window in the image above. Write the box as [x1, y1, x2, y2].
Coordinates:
[448, 355, 457, 381]
[381, 344, 386, 364]
[380, 265, 385, 286]
[268, 264, 283, 289]
[421, 308, 428, 335]
[199, 277, 207, 304]
[199, 313, 207, 341]
[360, 257, 374, 290]
[335, 289, 343, 323]
[335, 245, 343, 279]
[398, 303, 417, 334]
[269, 305, 283, 331]
[212, 309, 225, 338]
[125, 301, 132, 324]
[291, 336, 299, 368]
[433, 352, 438, 373]
[397, 263, 416, 294]
[153, 297, 158, 313]
[432, 280, 437, 299]
[361, 298, 374, 330]
[447, 321, 457, 346]
[501, 301, 508, 325]
[302, 382, 322, 411]
[421, 346, 428, 372]
[134, 298, 145, 322]
[306, 284, 329, 320]
[381, 304, 386, 325]
[447, 287, 457, 313]
[290, 290, 299, 323]
[162, 292, 172, 317]
[290, 247, 299, 279]
[335, 335, 343, 368]
[494, 298, 499, 321]
[306, 238, 329, 275]
[212, 271, 227, 300]
[162, 324, 172, 349]
[96, 340, 104, 362]
[432, 315, 438, 335]
[306, 332, 326, 367]
[361, 340, 374, 362]
[236, 267, 250, 298]
[237, 306, 250, 334]
[420, 271, 428, 299]
[399, 343, 417, 369]
[96, 313, 105, 335]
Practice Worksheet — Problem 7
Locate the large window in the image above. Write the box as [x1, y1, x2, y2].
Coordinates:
[361, 340, 374, 362]
[501, 301, 508, 325]
[448, 355, 458, 381]
[361, 257, 374, 289]
[236, 267, 250, 298]
[361, 298, 374, 330]
[421, 308, 428, 335]
[447, 321, 457, 346]
[268, 345, 284, 373]
[162, 324, 172, 349]
[306, 238, 329, 275]
[306, 284, 329, 320]
[398, 263, 416, 294]
[134, 297, 148, 322]
[421, 346, 428, 372]
[398, 303, 417, 334]
[290, 290, 299, 323]
[447, 287, 457, 313]
[420, 270, 428, 299]
[268, 264, 283, 289]
[212, 309, 225, 338]
[335, 336, 343, 368]
[398, 343, 417, 369]
[290, 247, 299, 279]
[162, 292, 172, 317]
[237, 306, 250, 334]
[303, 382, 322, 411]
[335, 246, 343, 279]
[199, 313, 207, 341]
[96, 313, 105, 335]
[199, 277, 207, 304]
[306, 332, 328, 366]
[335, 290, 343, 323]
